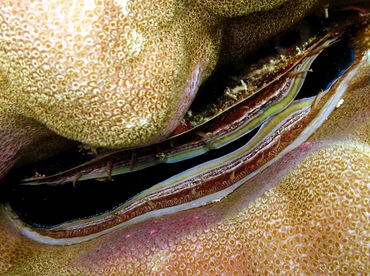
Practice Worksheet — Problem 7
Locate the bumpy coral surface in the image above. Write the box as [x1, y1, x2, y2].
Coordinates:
[0, 0, 369, 275]
[1, 71, 369, 273]
[0, 0, 219, 149]
[0, 0, 327, 150]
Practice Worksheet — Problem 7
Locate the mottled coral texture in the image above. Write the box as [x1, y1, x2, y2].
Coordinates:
[1, 31, 370, 276]
[0, 0, 369, 275]
[0, 0, 220, 149]
[0, 0, 328, 149]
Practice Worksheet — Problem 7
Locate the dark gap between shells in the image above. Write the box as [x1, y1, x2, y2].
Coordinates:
[2, 10, 360, 229]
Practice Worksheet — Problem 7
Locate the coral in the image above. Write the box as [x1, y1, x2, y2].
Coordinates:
[0, 0, 327, 150]
[0, 0, 221, 149]
[0, 0, 368, 274]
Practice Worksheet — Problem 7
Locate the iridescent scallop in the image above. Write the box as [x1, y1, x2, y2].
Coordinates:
[20, 32, 343, 185]
[9, 11, 369, 246]
[0, 3, 369, 273]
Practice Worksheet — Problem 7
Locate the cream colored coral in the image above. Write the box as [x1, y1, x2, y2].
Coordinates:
[0, 0, 221, 148]
[144, 144, 370, 275]
[0, 0, 327, 149]
[0, 0, 369, 275]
